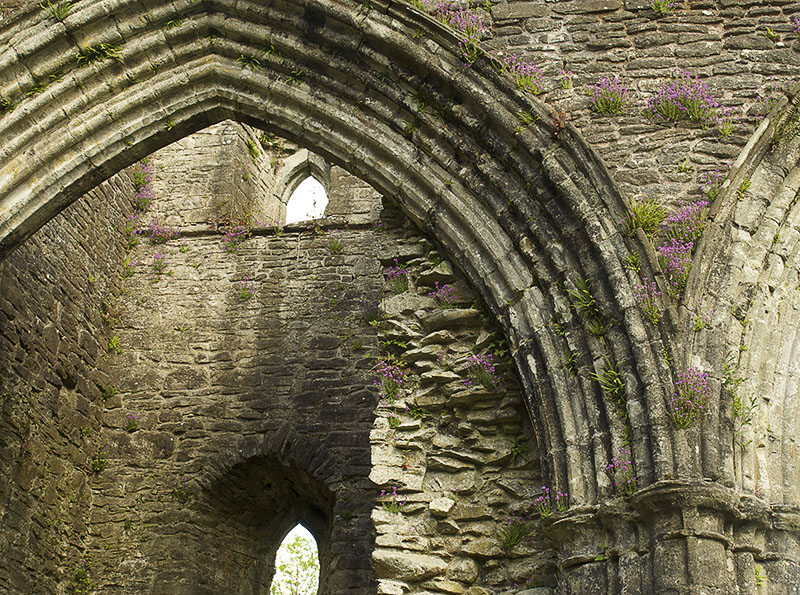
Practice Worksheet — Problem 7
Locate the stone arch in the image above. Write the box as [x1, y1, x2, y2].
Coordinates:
[686, 84, 800, 502]
[1, 2, 799, 592]
[0, 0, 675, 505]
[198, 433, 338, 594]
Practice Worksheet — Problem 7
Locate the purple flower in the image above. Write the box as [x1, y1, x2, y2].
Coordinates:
[656, 238, 693, 294]
[152, 252, 167, 274]
[606, 447, 637, 495]
[663, 200, 709, 244]
[700, 168, 726, 200]
[146, 218, 181, 245]
[323, 229, 345, 254]
[668, 367, 711, 428]
[644, 70, 728, 129]
[464, 353, 502, 390]
[427, 2, 489, 40]
[375, 359, 407, 402]
[689, 298, 713, 332]
[221, 225, 251, 253]
[649, 0, 679, 14]
[559, 68, 574, 89]
[379, 485, 407, 513]
[590, 75, 628, 115]
[429, 282, 458, 308]
[413, 2, 489, 64]
[235, 276, 256, 301]
[132, 161, 154, 212]
[634, 277, 661, 324]
[501, 54, 544, 94]
[385, 259, 409, 294]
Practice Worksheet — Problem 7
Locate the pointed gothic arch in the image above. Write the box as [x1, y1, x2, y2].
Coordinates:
[0, 0, 673, 506]
[4, 2, 795, 590]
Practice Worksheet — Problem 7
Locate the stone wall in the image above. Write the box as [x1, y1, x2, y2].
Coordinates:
[489, 0, 799, 207]
[370, 215, 549, 594]
[81, 122, 375, 593]
[144, 122, 282, 231]
[0, 1, 798, 593]
[61, 121, 545, 594]
[0, 172, 134, 593]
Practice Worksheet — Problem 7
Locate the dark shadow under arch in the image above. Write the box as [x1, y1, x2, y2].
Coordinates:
[203, 454, 333, 594]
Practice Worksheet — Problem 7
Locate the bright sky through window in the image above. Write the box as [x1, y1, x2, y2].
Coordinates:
[270, 524, 320, 595]
[285, 177, 328, 224]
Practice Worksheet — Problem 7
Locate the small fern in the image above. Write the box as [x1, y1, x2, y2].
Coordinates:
[164, 16, 184, 30]
[591, 356, 627, 417]
[236, 54, 261, 71]
[76, 43, 123, 67]
[26, 82, 49, 97]
[40, 0, 73, 22]
[0, 95, 16, 113]
[568, 278, 601, 320]
[561, 348, 578, 376]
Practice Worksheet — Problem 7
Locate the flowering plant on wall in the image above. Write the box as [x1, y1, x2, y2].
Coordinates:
[375, 357, 408, 403]
[497, 511, 531, 549]
[589, 75, 629, 115]
[634, 277, 661, 324]
[649, 0, 679, 15]
[606, 448, 637, 495]
[221, 225, 251, 253]
[132, 161, 154, 210]
[644, 71, 736, 133]
[656, 238, 693, 295]
[501, 55, 545, 95]
[533, 485, 569, 517]
[146, 218, 181, 245]
[621, 196, 667, 238]
[384, 259, 409, 295]
[464, 353, 502, 391]
[663, 200, 709, 244]
[379, 485, 407, 513]
[429, 282, 459, 308]
[668, 367, 711, 428]
[408, 0, 490, 64]
[644, 197, 709, 298]
[235, 277, 256, 302]
[323, 229, 345, 254]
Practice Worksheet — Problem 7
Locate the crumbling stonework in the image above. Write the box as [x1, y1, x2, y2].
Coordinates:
[0, 0, 799, 593]
[0, 174, 134, 593]
[0, 120, 543, 594]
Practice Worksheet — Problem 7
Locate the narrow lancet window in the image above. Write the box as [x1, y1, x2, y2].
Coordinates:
[270, 524, 320, 595]
[285, 176, 328, 224]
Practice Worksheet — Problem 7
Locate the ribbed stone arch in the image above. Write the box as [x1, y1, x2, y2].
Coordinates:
[0, 0, 677, 504]
[686, 85, 800, 506]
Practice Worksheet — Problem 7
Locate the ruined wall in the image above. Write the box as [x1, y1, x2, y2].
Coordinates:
[369, 221, 550, 595]
[0, 173, 134, 593]
[0, 0, 798, 593]
[59, 121, 544, 594]
[143, 122, 283, 230]
[83, 122, 379, 593]
[489, 0, 799, 206]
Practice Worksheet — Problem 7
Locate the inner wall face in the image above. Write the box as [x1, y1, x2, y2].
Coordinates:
[0, 121, 543, 594]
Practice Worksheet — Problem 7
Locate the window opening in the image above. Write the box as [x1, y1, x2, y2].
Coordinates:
[285, 176, 328, 224]
[270, 524, 320, 595]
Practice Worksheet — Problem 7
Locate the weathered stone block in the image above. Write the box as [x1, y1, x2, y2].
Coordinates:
[372, 550, 448, 581]
[493, 3, 549, 20]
